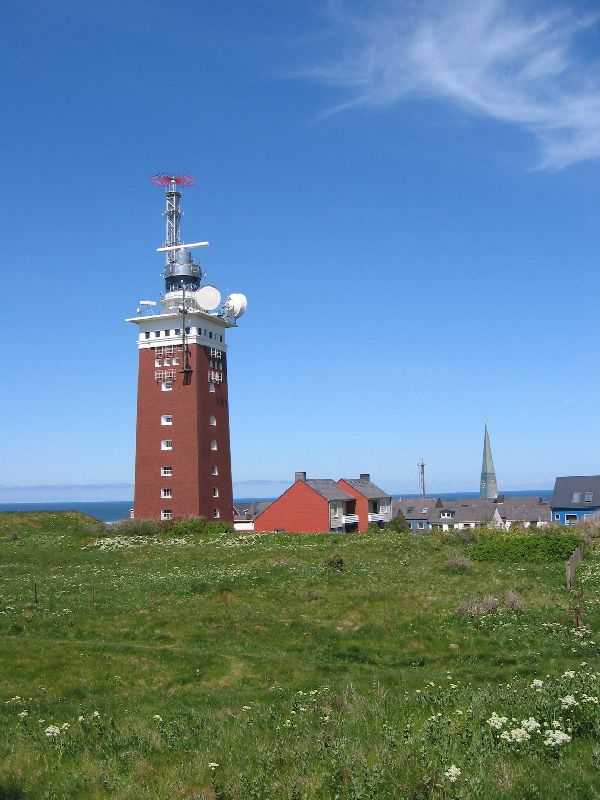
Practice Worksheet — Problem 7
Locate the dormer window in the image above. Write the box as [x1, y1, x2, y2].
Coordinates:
[585, 492, 594, 503]
[572, 492, 581, 503]
[440, 510, 453, 519]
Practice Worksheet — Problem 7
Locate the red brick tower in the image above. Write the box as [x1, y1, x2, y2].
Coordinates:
[127, 174, 247, 523]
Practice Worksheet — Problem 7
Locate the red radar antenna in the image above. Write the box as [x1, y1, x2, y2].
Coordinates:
[150, 173, 196, 187]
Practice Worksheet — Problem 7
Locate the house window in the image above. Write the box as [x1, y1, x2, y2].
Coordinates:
[211, 466, 218, 476]
[211, 440, 217, 450]
[585, 492, 594, 503]
[161, 415, 173, 425]
[554, 513, 560, 521]
[161, 466, 172, 476]
[161, 509, 172, 520]
[440, 511, 453, 519]
[213, 508, 220, 519]
[572, 492, 581, 503]
[161, 440, 173, 450]
[417, 521, 425, 529]
[333, 503, 339, 518]
[162, 381, 173, 391]
[565, 514, 578, 525]
[209, 415, 216, 426]
[213, 488, 219, 497]
[161, 488, 172, 498]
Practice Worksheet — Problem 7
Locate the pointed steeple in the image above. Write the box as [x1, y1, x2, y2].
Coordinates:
[480, 423, 498, 499]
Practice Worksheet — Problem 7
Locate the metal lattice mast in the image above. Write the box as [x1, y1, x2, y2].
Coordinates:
[418, 458, 426, 498]
[150, 173, 196, 266]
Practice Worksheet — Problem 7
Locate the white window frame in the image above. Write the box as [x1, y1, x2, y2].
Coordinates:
[209, 415, 216, 426]
[213, 508, 220, 519]
[211, 465, 218, 476]
[211, 439, 217, 450]
[161, 509, 172, 520]
[212, 487, 219, 498]
[161, 414, 173, 426]
[161, 439, 173, 450]
[161, 488, 172, 498]
[161, 466, 172, 476]
[162, 381, 173, 391]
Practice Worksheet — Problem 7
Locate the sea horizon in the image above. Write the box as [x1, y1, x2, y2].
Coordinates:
[0, 489, 553, 523]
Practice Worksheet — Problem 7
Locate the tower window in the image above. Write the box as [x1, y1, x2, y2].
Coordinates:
[154, 331, 161, 338]
[185, 327, 190, 334]
[173, 357, 179, 365]
[155, 359, 161, 367]
[164, 358, 171, 366]
[162, 381, 173, 391]
[209, 415, 216, 426]
[174, 328, 181, 335]
[144, 332, 150, 340]
[219, 335, 223, 342]
[161, 466, 172, 476]
[213, 508, 220, 519]
[161, 509, 172, 520]
[209, 384, 216, 393]
[212, 487, 219, 497]
[209, 332, 213, 339]
[164, 330, 170, 336]
[210, 440, 217, 450]
[161, 488, 172, 498]
[161, 440, 173, 450]
[161, 415, 173, 425]
[211, 466, 218, 476]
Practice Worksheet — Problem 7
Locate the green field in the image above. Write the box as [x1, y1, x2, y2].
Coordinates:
[1, 513, 600, 799]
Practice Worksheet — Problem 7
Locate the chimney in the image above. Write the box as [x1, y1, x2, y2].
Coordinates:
[359, 473, 370, 482]
[295, 471, 307, 482]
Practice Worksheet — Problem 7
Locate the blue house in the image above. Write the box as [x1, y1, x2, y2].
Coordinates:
[550, 476, 600, 525]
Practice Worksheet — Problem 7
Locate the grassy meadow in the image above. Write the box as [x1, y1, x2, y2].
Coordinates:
[1, 512, 600, 799]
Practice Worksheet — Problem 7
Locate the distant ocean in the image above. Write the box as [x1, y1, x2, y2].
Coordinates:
[0, 489, 553, 524]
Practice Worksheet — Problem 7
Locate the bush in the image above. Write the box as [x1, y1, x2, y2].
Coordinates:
[443, 555, 473, 572]
[481, 594, 500, 613]
[458, 594, 500, 617]
[505, 589, 526, 613]
[385, 516, 410, 533]
[471, 532, 581, 563]
[110, 518, 159, 537]
[324, 554, 345, 571]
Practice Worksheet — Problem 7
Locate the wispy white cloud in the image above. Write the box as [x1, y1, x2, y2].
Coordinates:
[310, 0, 600, 168]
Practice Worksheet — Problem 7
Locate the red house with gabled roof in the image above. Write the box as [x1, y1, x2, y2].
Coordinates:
[337, 474, 393, 532]
[253, 472, 357, 533]
[253, 472, 392, 533]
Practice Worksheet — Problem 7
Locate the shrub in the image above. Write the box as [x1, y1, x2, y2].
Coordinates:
[471, 532, 581, 563]
[110, 518, 159, 537]
[324, 554, 345, 571]
[505, 589, 526, 613]
[443, 555, 473, 572]
[385, 516, 410, 533]
[481, 594, 500, 613]
[446, 528, 477, 544]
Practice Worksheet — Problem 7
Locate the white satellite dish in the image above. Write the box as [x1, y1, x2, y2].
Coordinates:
[195, 285, 222, 311]
[225, 293, 248, 319]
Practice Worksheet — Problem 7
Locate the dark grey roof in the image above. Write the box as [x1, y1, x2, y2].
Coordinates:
[341, 478, 390, 500]
[305, 479, 354, 502]
[551, 476, 600, 509]
[430, 500, 496, 525]
[495, 498, 551, 522]
[394, 498, 439, 520]
[233, 501, 271, 521]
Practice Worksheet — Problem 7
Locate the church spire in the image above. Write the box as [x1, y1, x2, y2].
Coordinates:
[480, 423, 498, 499]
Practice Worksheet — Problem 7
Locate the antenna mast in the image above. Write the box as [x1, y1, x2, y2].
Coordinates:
[418, 458, 426, 498]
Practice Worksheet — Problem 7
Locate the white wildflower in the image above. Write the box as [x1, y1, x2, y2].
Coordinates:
[582, 694, 599, 704]
[242, 705, 252, 711]
[61, 722, 70, 730]
[487, 712, 508, 729]
[444, 765, 461, 783]
[45, 725, 60, 738]
[208, 762, 219, 770]
[560, 695, 579, 709]
[153, 715, 163, 722]
[562, 670, 576, 679]
[501, 728, 530, 743]
[18, 711, 28, 719]
[92, 711, 100, 718]
[544, 730, 572, 747]
[521, 718, 540, 732]
[530, 679, 544, 690]
[78, 716, 85, 722]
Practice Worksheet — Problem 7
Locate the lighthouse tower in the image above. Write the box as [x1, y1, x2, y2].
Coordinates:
[127, 174, 247, 522]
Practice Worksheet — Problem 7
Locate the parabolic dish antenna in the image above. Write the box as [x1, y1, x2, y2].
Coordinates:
[195, 285, 222, 311]
[225, 293, 248, 319]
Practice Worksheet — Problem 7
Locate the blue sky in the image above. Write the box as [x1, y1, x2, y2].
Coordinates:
[3, 0, 600, 501]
